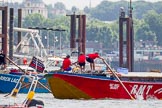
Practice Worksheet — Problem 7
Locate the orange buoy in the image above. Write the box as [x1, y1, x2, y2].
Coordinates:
[23, 57, 27, 65]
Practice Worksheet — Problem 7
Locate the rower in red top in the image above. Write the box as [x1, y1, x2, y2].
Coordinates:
[86, 52, 104, 72]
[61, 55, 72, 71]
[78, 52, 86, 72]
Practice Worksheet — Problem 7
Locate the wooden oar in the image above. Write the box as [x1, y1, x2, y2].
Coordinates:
[102, 59, 135, 100]
[6, 57, 26, 74]
[4, 82, 31, 97]
[37, 81, 52, 93]
[4, 76, 25, 97]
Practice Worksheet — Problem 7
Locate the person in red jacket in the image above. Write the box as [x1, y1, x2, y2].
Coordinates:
[78, 52, 86, 72]
[61, 55, 72, 71]
[86, 52, 104, 71]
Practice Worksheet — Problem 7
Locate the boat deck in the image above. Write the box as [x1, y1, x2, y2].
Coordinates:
[120, 72, 162, 78]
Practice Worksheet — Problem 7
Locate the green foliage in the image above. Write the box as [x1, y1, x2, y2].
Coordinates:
[86, 20, 117, 49]
[22, 13, 70, 47]
[54, 2, 66, 10]
[20, 1, 162, 51]
[86, 1, 162, 21]
[136, 20, 156, 42]
[143, 10, 162, 45]
[23, 13, 46, 28]
[89, 1, 128, 21]
[133, 1, 154, 19]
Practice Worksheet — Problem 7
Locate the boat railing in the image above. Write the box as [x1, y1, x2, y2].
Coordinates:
[4, 75, 40, 107]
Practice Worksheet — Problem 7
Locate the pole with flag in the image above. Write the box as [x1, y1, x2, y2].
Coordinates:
[29, 56, 45, 73]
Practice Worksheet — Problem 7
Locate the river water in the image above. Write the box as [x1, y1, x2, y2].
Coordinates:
[0, 93, 162, 108]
